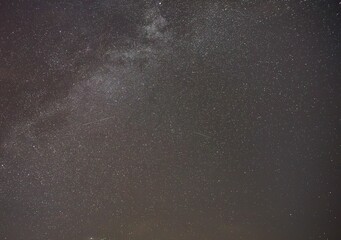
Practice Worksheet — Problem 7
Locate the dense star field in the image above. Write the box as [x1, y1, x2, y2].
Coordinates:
[0, 0, 340, 239]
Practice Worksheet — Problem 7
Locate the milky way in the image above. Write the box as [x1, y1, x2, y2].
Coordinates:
[0, 1, 340, 239]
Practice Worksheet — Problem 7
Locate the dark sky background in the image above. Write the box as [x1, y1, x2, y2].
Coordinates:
[0, 0, 340, 240]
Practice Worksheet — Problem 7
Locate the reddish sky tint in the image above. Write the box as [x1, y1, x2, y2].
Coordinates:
[0, 1, 340, 239]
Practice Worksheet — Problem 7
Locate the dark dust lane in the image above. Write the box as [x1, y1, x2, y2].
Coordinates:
[0, 1, 340, 240]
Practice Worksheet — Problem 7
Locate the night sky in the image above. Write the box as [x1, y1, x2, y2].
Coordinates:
[0, 0, 340, 240]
